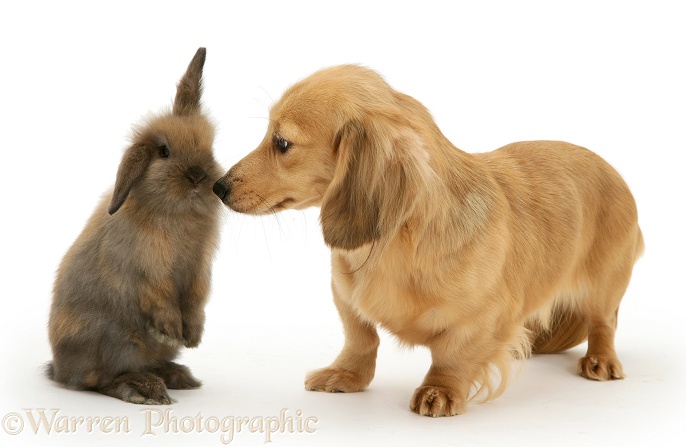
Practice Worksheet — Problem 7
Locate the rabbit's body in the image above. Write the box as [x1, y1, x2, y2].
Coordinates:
[48, 48, 221, 404]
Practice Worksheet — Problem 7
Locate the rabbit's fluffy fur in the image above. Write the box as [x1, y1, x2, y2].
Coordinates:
[48, 48, 222, 404]
[214, 65, 644, 416]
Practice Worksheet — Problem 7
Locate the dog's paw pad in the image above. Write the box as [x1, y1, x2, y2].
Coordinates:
[304, 367, 370, 393]
[577, 355, 625, 381]
[410, 385, 464, 417]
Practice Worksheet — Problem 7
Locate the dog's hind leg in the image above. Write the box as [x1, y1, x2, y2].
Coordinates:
[577, 307, 624, 380]
[529, 308, 588, 354]
[576, 263, 631, 381]
[305, 272, 380, 393]
[576, 229, 642, 380]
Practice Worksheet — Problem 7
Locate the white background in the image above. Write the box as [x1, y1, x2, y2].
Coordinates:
[1, 1, 684, 446]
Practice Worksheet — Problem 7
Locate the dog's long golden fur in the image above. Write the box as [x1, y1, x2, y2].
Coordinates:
[214, 65, 643, 416]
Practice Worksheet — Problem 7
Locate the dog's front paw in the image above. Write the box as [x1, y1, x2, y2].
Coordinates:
[577, 355, 624, 381]
[410, 385, 465, 417]
[305, 367, 370, 393]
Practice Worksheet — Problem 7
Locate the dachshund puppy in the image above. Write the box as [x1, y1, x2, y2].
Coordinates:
[214, 65, 643, 416]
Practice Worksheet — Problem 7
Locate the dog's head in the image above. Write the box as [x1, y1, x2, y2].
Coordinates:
[214, 65, 434, 250]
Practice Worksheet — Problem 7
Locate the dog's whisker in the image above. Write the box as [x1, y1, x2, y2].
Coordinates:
[255, 84, 275, 108]
[255, 193, 287, 240]
[255, 194, 280, 219]
[252, 93, 274, 114]
[257, 215, 273, 261]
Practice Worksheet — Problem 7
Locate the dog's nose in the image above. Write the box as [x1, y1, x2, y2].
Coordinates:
[185, 165, 207, 185]
[213, 179, 229, 201]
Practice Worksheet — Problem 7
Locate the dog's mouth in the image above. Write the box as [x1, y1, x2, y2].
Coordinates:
[212, 177, 299, 214]
[270, 197, 295, 212]
[232, 197, 295, 214]
[216, 192, 296, 215]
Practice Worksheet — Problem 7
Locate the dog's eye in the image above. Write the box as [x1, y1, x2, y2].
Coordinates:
[273, 136, 291, 154]
[159, 145, 170, 158]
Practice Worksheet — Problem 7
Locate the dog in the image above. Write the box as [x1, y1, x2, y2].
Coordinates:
[213, 65, 643, 416]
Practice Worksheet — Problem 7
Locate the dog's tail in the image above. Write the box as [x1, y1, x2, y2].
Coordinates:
[528, 310, 588, 354]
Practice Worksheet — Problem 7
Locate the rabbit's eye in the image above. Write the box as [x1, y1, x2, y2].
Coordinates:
[159, 145, 170, 158]
[273, 135, 291, 154]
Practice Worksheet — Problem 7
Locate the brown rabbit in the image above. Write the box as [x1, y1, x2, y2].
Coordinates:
[47, 48, 222, 405]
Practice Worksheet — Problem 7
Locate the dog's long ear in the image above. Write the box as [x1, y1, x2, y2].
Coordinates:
[321, 113, 429, 250]
[173, 47, 206, 117]
[108, 144, 151, 215]
[321, 120, 379, 249]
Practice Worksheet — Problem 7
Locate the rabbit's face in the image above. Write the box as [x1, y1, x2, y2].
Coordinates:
[142, 114, 222, 214]
[107, 47, 221, 217]
[110, 113, 222, 216]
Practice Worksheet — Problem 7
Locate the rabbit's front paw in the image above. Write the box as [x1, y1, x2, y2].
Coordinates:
[147, 311, 183, 347]
[182, 318, 204, 348]
[182, 330, 202, 348]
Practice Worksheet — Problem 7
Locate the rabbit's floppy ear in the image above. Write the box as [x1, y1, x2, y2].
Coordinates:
[320, 112, 430, 250]
[173, 47, 206, 117]
[108, 144, 151, 215]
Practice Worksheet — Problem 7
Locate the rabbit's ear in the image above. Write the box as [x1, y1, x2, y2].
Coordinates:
[173, 47, 206, 117]
[108, 144, 151, 215]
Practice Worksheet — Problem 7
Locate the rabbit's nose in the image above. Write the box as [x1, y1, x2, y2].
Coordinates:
[185, 166, 207, 185]
[213, 179, 230, 201]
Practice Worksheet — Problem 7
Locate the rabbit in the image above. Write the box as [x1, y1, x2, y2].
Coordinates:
[47, 47, 223, 405]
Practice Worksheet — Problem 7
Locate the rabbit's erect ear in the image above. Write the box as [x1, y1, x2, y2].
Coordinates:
[320, 114, 429, 250]
[173, 47, 206, 117]
[108, 144, 151, 215]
